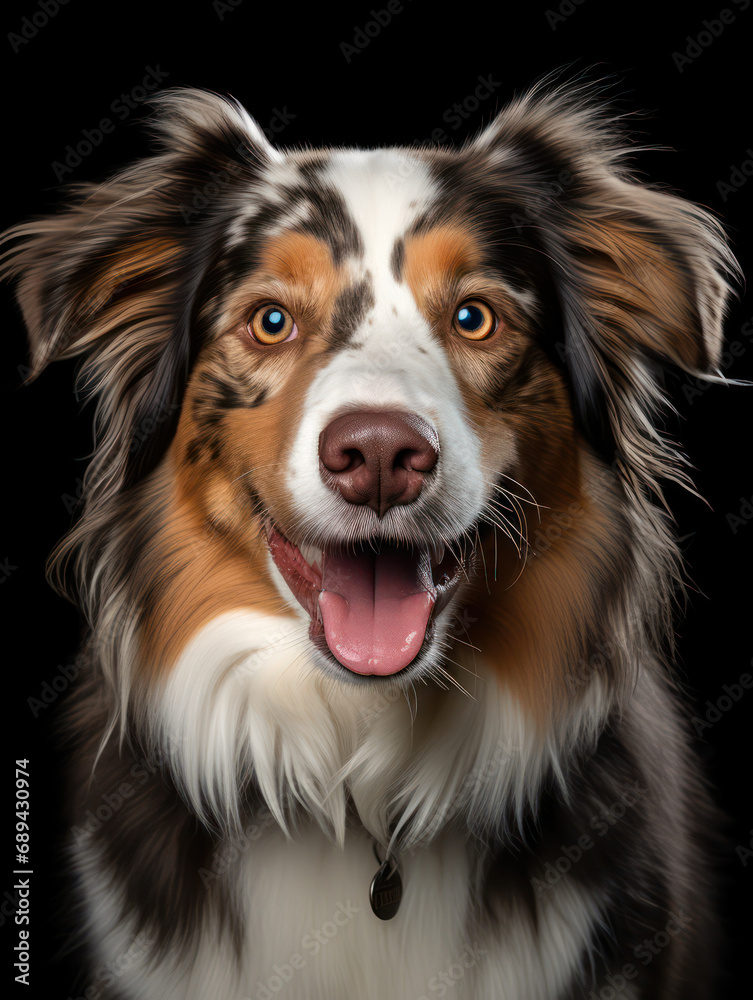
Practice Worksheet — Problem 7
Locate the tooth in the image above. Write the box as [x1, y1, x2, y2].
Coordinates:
[299, 542, 323, 568]
[430, 541, 446, 564]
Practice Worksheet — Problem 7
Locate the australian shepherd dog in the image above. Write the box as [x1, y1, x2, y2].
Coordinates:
[2, 79, 739, 999]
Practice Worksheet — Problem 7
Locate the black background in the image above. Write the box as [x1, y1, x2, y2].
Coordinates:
[1, 1, 751, 997]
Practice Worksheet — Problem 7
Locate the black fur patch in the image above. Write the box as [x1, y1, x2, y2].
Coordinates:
[483, 344, 557, 412]
[327, 276, 376, 350]
[291, 179, 363, 266]
[481, 717, 710, 997]
[65, 668, 249, 961]
[197, 369, 267, 411]
[390, 237, 405, 282]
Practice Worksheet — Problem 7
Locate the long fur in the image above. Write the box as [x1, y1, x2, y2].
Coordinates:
[2, 76, 740, 999]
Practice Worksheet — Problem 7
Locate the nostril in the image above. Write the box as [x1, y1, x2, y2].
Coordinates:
[323, 445, 364, 474]
[396, 446, 438, 474]
[343, 448, 365, 470]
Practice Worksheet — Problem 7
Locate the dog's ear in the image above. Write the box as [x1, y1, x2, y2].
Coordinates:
[1, 88, 277, 501]
[472, 79, 740, 474]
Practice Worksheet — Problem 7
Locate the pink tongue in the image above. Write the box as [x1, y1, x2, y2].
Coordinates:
[319, 546, 435, 675]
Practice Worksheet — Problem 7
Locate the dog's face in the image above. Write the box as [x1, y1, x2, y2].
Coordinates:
[171, 142, 573, 687]
[3, 83, 735, 717]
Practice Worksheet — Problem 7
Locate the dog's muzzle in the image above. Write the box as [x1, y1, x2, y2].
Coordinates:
[267, 410, 466, 678]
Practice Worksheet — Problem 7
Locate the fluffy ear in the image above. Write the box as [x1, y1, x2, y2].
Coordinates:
[1, 88, 277, 501]
[472, 79, 741, 478]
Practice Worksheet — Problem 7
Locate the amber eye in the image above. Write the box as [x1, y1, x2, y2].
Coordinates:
[453, 300, 497, 341]
[248, 304, 298, 345]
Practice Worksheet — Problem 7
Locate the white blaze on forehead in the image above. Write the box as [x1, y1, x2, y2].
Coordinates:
[282, 149, 489, 550]
[322, 148, 436, 277]
[324, 151, 439, 348]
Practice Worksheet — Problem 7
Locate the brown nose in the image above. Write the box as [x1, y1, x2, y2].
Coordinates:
[319, 410, 439, 517]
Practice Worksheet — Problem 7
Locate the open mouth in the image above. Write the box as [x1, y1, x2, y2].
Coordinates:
[266, 523, 469, 676]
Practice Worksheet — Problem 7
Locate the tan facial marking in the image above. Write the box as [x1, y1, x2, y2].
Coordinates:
[216, 230, 346, 339]
[137, 458, 284, 674]
[403, 224, 484, 314]
[138, 233, 349, 673]
[466, 422, 594, 724]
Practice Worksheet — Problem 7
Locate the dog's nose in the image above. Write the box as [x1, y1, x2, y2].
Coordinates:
[319, 410, 439, 517]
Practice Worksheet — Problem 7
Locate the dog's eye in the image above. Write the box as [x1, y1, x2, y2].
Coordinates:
[453, 301, 497, 341]
[248, 304, 298, 345]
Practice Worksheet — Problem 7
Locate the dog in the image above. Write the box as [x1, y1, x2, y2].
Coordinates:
[2, 78, 739, 999]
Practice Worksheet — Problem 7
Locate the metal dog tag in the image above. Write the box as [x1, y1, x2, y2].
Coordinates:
[369, 859, 402, 920]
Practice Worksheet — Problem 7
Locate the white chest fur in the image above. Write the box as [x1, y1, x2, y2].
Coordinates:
[76, 821, 604, 1000]
[236, 824, 475, 1000]
[76, 609, 609, 998]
